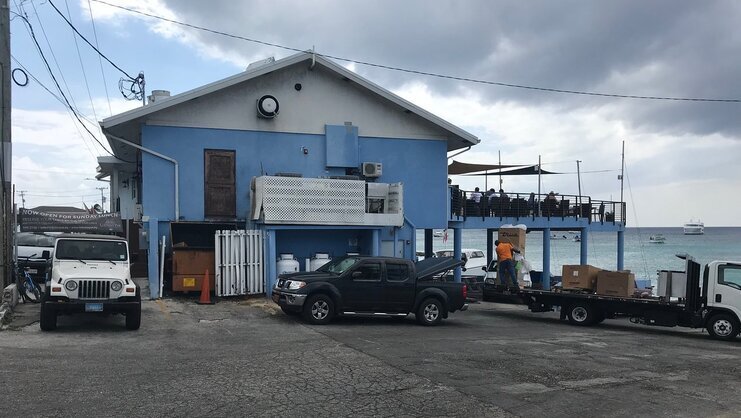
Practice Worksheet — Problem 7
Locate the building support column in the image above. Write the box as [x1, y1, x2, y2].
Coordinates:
[486, 228, 494, 267]
[265, 229, 276, 297]
[393, 227, 398, 257]
[371, 229, 380, 256]
[617, 229, 625, 270]
[453, 228, 462, 283]
[542, 228, 551, 291]
[146, 218, 159, 299]
[424, 229, 433, 258]
[580, 227, 588, 265]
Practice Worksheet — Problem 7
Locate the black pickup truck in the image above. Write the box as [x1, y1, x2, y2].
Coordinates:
[272, 256, 468, 325]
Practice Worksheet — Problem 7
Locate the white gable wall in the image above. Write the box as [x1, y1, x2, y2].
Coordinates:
[145, 63, 452, 141]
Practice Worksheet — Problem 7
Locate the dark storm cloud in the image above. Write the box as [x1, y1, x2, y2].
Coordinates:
[159, 0, 741, 136]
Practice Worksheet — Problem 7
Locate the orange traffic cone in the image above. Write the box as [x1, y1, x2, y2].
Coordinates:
[197, 269, 214, 305]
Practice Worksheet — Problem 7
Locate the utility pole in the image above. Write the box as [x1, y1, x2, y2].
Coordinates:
[1, 0, 12, 288]
[17, 190, 25, 208]
[96, 186, 107, 212]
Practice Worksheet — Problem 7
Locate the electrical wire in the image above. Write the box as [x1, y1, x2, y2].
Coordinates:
[25, 1, 98, 159]
[90, 0, 741, 104]
[624, 165, 651, 280]
[63, 0, 101, 132]
[86, 0, 113, 115]
[11, 11, 117, 157]
[48, 0, 136, 80]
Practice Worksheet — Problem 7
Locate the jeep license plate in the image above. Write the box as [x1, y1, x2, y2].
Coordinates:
[85, 303, 104, 312]
[27, 268, 37, 274]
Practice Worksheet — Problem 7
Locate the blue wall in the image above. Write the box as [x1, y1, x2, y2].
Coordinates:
[140, 125, 449, 228]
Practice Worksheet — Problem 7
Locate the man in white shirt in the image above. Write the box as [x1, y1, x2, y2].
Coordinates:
[470, 187, 482, 203]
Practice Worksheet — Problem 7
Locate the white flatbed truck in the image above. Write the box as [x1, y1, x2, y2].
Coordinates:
[486, 255, 741, 341]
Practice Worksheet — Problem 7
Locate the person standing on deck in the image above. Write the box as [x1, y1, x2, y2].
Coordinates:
[495, 240, 520, 290]
[471, 187, 482, 203]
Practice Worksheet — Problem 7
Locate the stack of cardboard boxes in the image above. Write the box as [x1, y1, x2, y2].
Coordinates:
[498, 227, 526, 255]
[561, 264, 635, 297]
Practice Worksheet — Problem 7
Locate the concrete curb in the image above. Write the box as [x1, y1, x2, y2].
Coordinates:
[1, 284, 20, 326]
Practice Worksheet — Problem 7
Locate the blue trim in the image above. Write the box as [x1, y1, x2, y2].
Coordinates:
[265, 229, 277, 297]
[453, 228, 462, 283]
[542, 227, 551, 291]
[617, 230, 625, 270]
[580, 227, 588, 264]
[146, 218, 159, 299]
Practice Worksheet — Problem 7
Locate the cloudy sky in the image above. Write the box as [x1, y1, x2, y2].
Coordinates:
[9, 0, 741, 226]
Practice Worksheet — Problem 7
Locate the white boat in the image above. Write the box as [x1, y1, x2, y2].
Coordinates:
[683, 220, 704, 235]
[649, 234, 666, 244]
[433, 230, 444, 238]
[573, 235, 581, 242]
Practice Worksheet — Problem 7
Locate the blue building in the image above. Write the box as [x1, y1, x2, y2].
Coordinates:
[98, 52, 480, 297]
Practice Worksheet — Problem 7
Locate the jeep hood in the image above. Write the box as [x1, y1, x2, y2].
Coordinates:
[55, 262, 130, 280]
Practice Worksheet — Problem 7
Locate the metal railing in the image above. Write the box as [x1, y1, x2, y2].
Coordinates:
[449, 187, 626, 225]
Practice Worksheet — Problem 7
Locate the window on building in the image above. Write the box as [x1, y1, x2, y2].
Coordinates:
[204, 150, 236, 218]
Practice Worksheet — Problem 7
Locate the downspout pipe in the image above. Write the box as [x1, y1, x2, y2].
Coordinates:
[102, 129, 180, 220]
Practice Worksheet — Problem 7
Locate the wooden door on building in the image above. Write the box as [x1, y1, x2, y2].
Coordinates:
[204, 150, 236, 218]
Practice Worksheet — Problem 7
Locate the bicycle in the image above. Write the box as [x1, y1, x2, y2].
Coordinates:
[16, 256, 43, 303]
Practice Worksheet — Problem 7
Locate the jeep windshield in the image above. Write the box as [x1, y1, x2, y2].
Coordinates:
[315, 257, 361, 274]
[55, 239, 128, 262]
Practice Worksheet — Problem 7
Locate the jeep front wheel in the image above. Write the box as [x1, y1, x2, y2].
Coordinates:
[39, 303, 56, 331]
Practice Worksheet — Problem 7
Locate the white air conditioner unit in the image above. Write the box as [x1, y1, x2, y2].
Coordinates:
[361, 162, 382, 178]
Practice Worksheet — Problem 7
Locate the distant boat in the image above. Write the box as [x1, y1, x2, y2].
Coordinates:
[684, 220, 704, 235]
[573, 235, 581, 242]
[433, 230, 444, 238]
[550, 233, 569, 240]
[649, 234, 666, 244]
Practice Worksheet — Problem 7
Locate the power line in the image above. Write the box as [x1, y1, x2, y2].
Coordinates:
[90, 0, 741, 104]
[14, 167, 93, 175]
[63, 0, 101, 132]
[11, 11, 116, 157]
[86, 0, 112, 115]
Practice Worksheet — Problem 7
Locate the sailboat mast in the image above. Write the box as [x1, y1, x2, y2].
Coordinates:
[619, 140, 625, 213]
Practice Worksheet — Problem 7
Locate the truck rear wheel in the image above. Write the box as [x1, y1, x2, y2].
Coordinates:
[416, 298, 443, 326]
[567, 303, 597, 326]
[706, 314, 739, 341]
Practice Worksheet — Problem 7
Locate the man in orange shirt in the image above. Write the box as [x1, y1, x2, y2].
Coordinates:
[495, 240, 520, 289]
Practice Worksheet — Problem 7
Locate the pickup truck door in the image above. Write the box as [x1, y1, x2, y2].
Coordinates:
[382, 261, 415, 313]
[710, 263, 741, 317]
[336, 261, 384, 312]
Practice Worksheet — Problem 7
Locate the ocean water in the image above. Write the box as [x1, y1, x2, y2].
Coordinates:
[415, 227, 741, 281]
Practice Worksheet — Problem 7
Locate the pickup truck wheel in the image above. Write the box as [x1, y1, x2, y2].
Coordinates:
[39, 303, 56, 331]
[417, 298, 443, 326]
[303, 294, 335, 325]
[567, 303, 596, 326]
[706, 314, 739, 341]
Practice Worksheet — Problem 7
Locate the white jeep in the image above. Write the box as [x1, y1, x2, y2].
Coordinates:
[40, 234, 141, 331]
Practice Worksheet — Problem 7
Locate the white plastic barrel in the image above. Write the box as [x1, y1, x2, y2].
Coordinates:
[277, 253, 299, 275]
[310, 253, 331, 271]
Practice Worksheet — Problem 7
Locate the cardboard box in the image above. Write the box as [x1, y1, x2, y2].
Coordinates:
[562, 265, 602, 290]
[596, 270, 635, 297]
[498, 228, 526, 255]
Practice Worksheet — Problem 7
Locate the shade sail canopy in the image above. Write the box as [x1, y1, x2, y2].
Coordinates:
[447, 160, 521, 175]
[463, 165, 560, 176]
[448, 160, 560, 175]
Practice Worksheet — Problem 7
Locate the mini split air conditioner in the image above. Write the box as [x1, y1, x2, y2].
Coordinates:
[361, 162, 382, 178]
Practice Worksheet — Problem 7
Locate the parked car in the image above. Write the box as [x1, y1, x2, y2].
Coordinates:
[40, 234, 140, 331]
[15, 232, 56, 282]
[272, 255, 468, 325]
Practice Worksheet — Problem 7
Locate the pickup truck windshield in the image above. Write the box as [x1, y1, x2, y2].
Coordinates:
[56, 239, 128, 262]
[316, 257, 360, 274]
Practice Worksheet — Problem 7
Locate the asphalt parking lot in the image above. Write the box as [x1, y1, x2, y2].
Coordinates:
[1, 298, 740, 417]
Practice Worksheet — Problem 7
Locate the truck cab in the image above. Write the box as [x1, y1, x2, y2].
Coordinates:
[40, 234, 141, 331]
[702, 261, 741, 339]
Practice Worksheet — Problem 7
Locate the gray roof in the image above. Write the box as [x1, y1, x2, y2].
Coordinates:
[101, 52, 479, 151]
